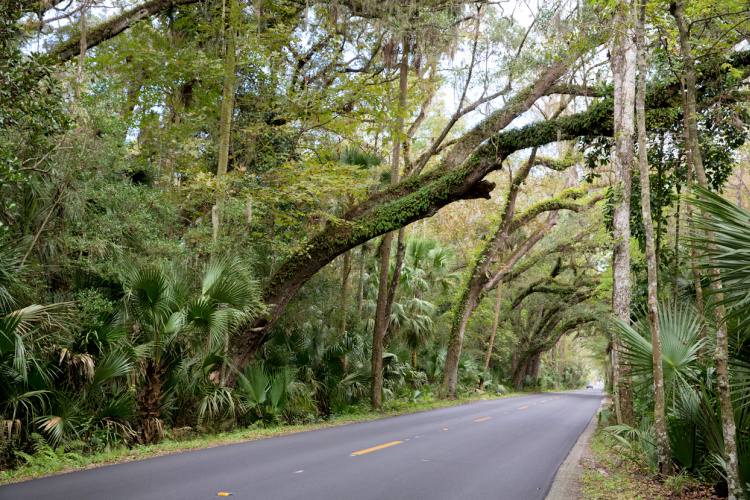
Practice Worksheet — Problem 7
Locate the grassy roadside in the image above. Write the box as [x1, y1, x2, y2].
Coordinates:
[579, 425, 720, 500]
[1, 390, 536, 485]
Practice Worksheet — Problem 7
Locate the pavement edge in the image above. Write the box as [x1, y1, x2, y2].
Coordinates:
[544, 396, 609, 500]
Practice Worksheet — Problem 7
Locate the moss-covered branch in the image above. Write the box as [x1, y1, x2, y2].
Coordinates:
[230, 48, 750, 381]
[52, 0, 202, 62]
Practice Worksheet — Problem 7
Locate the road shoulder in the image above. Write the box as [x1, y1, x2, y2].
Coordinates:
[545, 396, 608, 500]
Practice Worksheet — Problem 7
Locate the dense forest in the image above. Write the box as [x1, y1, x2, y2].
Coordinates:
[1, 0, 750, 496]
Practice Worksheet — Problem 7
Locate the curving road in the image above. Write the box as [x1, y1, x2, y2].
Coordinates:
[1, 388, 604, 500]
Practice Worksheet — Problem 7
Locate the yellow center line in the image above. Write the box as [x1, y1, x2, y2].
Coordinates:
[474, 417, 492, 422]
[519, 406, 529, 409]
[351, 441, 403, 455]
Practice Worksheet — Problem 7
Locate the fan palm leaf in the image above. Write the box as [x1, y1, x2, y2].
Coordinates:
[688, 186, 750, 334]
[614, 304, 704, 392]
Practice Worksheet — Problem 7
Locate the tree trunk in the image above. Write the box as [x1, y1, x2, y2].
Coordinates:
[443, 286, 481, 397]
[673, 185, 681, 302]
[680, 73, 706, 355]
[371, 233, 392, 409]
[382, 227, 406, 347]
[217, 0, 236, 179]
[74, 8, 87, 101]
[671, 1, 740, 495]
[357, 245, 366, 321]
[636, 0, 672, 474]
[530, 353, 542, 389]
[479, 280, 503, 390]
[513, 358, 528, 391]
[212, 0, 237, 244]
[339, 251, 351, 335]
[610, 1, 637, 427]
[135, 359, 165, 445]
[371, 37, 409, 409]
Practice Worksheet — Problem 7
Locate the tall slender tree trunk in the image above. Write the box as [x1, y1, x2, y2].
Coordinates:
[680, 75, 706, 352]
[479, 280, 503, 390]
[610, 1, 637, 426]
[371, 38, 409, 409]
[673, 185, 681, 303]
[340, 251, 351, 335]
[217, 0, 236, 178]
[215, 0, 237, 380]
[671, 2, 740, 495]
[357, 245, 366, 321]
[382, 227, 406, 347]
[213, 0, 237, 244]
[75, 8, 87, 101]
[636, 1, 672, 474]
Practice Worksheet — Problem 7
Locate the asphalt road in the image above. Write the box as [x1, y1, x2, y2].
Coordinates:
[1, 388, 604, 500]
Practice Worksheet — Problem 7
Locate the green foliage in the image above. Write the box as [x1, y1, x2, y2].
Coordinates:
[602, 419, 659, 472]
[689, 186, 750, 335]
[614, 305, 705, 393]
[615, 300, 750, 493]
[0, 2, 69, 235]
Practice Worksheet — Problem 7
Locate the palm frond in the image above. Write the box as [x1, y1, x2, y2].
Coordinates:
[688, 186, 750, 333]
[614, 304, 704, 391]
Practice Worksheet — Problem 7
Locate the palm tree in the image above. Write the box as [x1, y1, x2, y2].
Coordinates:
[122, 257, 262, 442]
[390, 238, 456, 367]
[688, 187, 750, 492]
[689, 186, 750, 337]
[121, 263, 182, 444]
[0, 240, 74, 448]
[183, 256, 263, 384]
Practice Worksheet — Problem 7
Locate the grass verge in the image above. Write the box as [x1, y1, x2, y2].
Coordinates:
[579, 426, 720, 500]
[1, 390, 534, 485]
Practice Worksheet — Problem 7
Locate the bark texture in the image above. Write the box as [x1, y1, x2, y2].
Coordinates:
[610, 1, 637, 427]
[339, 251, 351, 335]
[479, 280, 502, 391]
[217, 0, 237, 178]
[134, 359, 165, 445]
